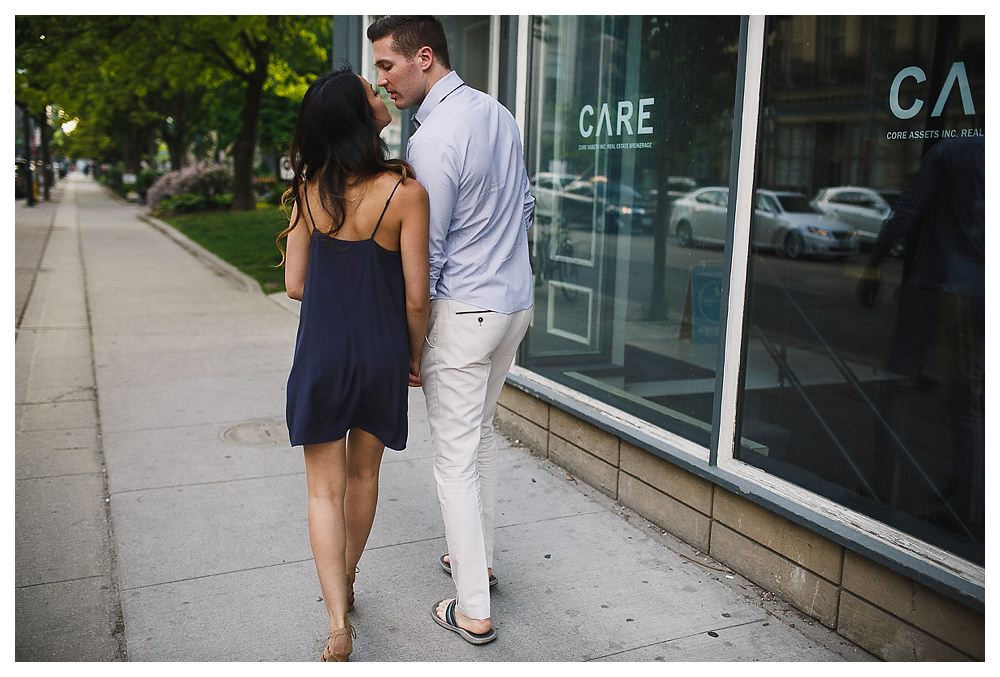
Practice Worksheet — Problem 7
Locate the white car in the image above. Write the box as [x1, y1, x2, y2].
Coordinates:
[670, 187, 859, 259]
[811, 186, 900, 245]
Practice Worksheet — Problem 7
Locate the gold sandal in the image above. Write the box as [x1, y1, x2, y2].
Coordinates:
[320, 623, 355, 662]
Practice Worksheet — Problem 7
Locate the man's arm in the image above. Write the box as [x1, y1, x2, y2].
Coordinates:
[408, 134, 460, 296]
[521, 171, 535, 231]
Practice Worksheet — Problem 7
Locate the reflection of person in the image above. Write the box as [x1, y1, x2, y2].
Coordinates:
[369, 16, 535, 645]
[278, 68, 430, 661]
[856, 137, 984, 532]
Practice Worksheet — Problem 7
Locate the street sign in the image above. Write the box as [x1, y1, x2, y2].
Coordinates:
[279, 156, 294, 181]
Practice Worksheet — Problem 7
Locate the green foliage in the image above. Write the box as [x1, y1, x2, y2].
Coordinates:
[136, 168, 162, 198]
[16, 16, 331, 180]
[156, 192, 208, 214]
[154, 191, 234, 215]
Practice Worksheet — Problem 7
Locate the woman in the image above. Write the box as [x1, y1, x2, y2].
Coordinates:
[276, 67, 429, 662]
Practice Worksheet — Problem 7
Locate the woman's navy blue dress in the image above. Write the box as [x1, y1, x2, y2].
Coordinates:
[286, 179, 409, 450]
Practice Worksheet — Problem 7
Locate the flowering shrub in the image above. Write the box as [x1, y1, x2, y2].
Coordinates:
[146, 162, 232, 210]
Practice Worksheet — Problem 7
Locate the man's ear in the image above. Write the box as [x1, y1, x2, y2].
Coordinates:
[415, 46, 434, 72]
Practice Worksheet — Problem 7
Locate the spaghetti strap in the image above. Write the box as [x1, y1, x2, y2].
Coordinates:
[302, 188, 319, 232]
[370, 176, 405, 239]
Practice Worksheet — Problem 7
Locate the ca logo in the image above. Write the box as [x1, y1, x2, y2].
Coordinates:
[889, 61, 976, 120]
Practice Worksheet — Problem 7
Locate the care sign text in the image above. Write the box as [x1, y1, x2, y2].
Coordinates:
[577, 97, 655, 151]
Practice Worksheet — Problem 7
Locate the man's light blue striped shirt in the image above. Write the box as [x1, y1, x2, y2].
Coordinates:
[406, 71, 535, 314]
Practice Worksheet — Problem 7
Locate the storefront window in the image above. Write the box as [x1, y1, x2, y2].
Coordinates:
[737, 16, 985, 563]
[520, 16, 741, 447]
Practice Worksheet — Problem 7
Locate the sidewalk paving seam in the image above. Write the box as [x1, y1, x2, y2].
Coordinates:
[16, 574, 105, 590]
[18, 396, 96, 406]
[585, 618, 773, 661]
[120, 558, 316, 592]
[75, 188, 128, 661]
[111, 470, 305, 496]
[17, 471, 103, 483]
[16, 324, 91, 331]
[361, 509, 608, 554]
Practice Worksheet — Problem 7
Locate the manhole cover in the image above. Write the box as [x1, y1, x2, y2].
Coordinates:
[221, 419, 289, 446]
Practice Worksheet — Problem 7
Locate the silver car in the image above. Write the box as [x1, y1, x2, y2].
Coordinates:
[670, 187, 859, 259]
[811, 186, 900, 245]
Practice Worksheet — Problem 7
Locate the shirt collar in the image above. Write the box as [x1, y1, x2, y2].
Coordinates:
[412, 71, 465, 129]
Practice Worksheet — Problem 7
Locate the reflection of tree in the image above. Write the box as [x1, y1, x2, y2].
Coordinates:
[644, 16, 740, 320]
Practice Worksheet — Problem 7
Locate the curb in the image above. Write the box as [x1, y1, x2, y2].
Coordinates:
[137, 213, 262, 295]
[267, 291, 301, 317]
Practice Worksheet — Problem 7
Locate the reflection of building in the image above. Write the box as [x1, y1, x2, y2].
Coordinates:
[336, 15, 984, 661]
[758, 16, 985, 195]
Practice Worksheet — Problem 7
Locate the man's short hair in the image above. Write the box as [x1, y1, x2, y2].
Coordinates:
[366, 16, 451, 70]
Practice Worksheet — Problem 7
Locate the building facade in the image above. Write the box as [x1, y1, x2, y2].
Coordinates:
[336, 15, 985, 660]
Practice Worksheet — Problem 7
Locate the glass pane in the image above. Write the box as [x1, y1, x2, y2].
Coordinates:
[739, 16, 985, 564]
[521, 16, 741, 447]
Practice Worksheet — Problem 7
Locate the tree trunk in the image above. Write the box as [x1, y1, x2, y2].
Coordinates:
[232, 61, 268, 211]
[21, 105, 35, 207]
[37, 115, 53, 201]
[164, 129, 187, 171]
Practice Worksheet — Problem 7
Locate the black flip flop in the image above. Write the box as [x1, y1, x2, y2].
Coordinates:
[438, 554, 498, 587]
[431, 599, 497, 645]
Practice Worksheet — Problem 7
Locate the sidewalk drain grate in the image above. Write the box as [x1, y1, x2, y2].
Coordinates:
[220, 418, 289, 447]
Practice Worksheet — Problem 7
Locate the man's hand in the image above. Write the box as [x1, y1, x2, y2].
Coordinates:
[408, 357, 422, 387]
[855, 266, 881, 309]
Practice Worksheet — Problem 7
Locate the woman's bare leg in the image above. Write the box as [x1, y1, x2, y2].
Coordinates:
[344, 428, 386, 581]
[303, 438, 350, 632]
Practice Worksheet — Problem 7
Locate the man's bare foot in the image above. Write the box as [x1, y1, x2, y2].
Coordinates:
[434, 598, 492, 634]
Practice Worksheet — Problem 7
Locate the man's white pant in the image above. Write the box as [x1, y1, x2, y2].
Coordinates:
[421, 299, 532, 620]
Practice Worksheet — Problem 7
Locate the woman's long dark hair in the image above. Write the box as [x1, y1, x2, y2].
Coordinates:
[276, 65, 411, 265]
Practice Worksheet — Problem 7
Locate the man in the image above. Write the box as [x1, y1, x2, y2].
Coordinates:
[368, 15, 534, 645]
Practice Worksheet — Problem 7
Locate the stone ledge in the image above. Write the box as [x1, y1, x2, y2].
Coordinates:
[548, 433, 617, 498]
[713, 488, 843, 584]
[837, 591, 971, 661]
[618, 473, 711, 552]
[842, 550, 983, 660]
[620, 442, 712, 515]
[710, 522, 839, 628]
[498, 384, 549, 428]
[495, 405, 548, 458]
[549, 407, 619, 466]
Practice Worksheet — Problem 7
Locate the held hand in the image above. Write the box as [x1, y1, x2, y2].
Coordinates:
[408, 357, 422, 388]
[855, 266, 881, 309]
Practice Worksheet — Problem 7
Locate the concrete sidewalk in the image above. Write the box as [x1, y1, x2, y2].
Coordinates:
[14, 175, 875, 661]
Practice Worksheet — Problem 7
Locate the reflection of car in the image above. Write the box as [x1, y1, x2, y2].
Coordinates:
[669, 187, 859, 259]
[559, 178, 657, 233]
[530, 172, 575, 223]
[811, 186, 900, 245]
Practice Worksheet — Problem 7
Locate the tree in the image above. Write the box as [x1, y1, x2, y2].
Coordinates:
[168, 16, 329, 210]
[16, 16, 330, 208]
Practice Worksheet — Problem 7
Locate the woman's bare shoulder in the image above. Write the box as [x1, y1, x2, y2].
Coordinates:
[393, 173, 428, 203]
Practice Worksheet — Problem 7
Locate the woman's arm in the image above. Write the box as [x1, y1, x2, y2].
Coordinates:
[398, 179, 430, 387]
[284, 201, 311, 301]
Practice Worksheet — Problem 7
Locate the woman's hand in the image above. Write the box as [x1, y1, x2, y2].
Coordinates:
[408, 356, 422, 388]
